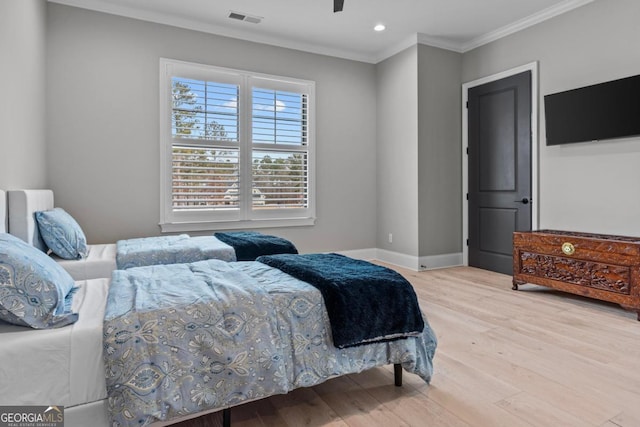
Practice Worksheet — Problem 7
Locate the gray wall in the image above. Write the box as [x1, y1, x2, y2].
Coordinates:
[0, 0, 47, 189]
[16, 0, 632, 263]
[46, 4, 378, 251]
[418, 45, 462, 257]
[376, 47, 419, 257]
[463, 0, 640, 236]
[375, 44, 462, 262]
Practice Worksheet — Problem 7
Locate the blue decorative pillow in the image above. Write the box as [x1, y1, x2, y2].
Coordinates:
[0, 233, 78, 329]
[35, 208, 88, 260]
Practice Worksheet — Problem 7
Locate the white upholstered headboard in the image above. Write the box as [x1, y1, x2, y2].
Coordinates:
[0, 190, 7, 234]
[7, 189, 54, 251]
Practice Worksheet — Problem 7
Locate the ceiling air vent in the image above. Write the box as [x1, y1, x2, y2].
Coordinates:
[228, 11, 262, 24]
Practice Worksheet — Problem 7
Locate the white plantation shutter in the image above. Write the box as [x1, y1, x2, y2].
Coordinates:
[171, 77, 240, 213]
[252, 89, 307, 144]
[160, 59, 315, 231]
[171, 78, 239, 141]
[172, 146, 239, 210]
[251, 87, 309, 211]
[252, 150, 308, 208]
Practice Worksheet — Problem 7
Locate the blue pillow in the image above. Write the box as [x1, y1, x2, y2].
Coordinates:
[0, 233, 78, 329]
[35, 208, 88, 260]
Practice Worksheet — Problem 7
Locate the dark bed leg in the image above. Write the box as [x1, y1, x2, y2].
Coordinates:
[223, 408, 231, 427]
[394, 363, 402, 387]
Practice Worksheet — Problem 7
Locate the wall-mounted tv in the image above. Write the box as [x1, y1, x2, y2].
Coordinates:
[544, 74, 640, 145]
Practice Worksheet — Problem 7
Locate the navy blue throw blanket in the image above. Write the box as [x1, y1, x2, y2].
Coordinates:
[215, 231, 298, 261]
[257, 253, 424, 348]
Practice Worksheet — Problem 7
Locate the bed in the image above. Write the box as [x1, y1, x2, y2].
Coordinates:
[0, 235, 437, 427]
[7, 189, 121, 279]
[0, 278, 110, 417]
[6, 189, 296, 280]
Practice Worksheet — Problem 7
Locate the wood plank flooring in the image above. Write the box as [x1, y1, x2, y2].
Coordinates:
[175, 266, 640, 427]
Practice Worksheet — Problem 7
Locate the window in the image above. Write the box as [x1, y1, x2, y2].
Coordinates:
[159, 59, 315, 232]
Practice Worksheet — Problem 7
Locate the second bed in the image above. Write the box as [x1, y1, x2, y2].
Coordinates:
[6, 189, 296, 280]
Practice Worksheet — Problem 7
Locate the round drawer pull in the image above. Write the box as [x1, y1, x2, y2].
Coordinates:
[562, 242, 575, 255]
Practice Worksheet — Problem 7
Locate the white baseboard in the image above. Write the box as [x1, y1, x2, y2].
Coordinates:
[335, 248, 378, 261]
[374, 249, 421, 270]
[335, 248, 463, 272]
[419, 252, 463, 270]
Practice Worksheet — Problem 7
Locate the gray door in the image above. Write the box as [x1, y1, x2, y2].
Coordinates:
[467, 71, 532, 275]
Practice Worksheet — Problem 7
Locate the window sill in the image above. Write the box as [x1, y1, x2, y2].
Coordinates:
[159, 217, 316, 233]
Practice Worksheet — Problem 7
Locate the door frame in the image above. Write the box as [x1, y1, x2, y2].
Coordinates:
[461, 61, 539, 266]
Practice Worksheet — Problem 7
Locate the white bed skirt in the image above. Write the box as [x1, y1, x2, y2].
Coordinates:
[65, 399, 226, 427]
[65, 400, 110, 427]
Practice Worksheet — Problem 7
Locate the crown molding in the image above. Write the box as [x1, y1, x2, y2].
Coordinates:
[373, 33, 465, 64]
[48, 0, 595, 63]
[47, 0, 377, 63]
[374, 0, 595, 60]
[417, 34, 465, 53]
[372, 34, 418, 63]
[460, 0, 595, 52]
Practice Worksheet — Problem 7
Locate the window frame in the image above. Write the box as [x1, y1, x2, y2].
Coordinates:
[159, 58, 316, 232]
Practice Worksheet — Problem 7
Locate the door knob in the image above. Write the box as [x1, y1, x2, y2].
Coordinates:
[515, 198, 530, 204]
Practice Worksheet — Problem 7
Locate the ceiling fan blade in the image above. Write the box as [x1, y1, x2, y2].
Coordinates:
[334, 0, 344, 12]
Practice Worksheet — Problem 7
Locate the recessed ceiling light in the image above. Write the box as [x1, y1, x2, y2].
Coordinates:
[374, 24, 386, 32]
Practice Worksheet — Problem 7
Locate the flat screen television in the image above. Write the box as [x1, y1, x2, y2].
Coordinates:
[544, 74, 640, 145]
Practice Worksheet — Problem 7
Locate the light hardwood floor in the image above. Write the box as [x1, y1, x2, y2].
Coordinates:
[176, 266, 640, 427]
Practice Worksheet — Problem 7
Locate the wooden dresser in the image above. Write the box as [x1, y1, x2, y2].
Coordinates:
[512, 230, 640, 320]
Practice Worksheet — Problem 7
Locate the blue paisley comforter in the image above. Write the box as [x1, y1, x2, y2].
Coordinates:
[103, 260, 437, 427]
[115, 234, 236, 269]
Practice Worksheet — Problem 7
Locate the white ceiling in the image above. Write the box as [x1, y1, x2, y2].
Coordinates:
[48, 0, 594, 63]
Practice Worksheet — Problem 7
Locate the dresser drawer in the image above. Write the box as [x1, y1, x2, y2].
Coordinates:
[519, 251, 630, 294]
[513, 230, 640, 266]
